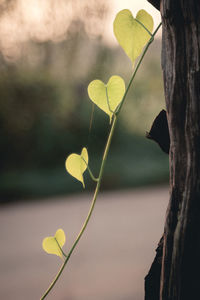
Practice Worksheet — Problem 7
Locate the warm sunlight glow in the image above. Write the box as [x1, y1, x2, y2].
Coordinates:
[0, 0, 160, 60]
[0, 0, 74, 59]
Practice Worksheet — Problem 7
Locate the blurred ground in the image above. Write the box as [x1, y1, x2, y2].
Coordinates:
[0, 186, 168, 300]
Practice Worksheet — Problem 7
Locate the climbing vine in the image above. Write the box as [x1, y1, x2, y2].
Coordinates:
[41, 8, 161, 299]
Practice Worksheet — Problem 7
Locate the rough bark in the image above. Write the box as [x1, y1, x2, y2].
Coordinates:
[160, 1, 200, 299]
[145, 1, 200, 300]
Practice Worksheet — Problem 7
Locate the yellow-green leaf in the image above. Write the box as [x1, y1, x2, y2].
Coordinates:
[65, 147, 88, 188]
[113, 9, 154, 65]
[42, 229, 66, 258]
[88, 75, 125, 122]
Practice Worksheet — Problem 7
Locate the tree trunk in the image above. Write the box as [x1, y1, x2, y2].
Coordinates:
[160, 1, 200, 299]
[145, 1, 200, 299]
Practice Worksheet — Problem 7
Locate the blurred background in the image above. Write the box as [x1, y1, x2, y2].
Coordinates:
[0, 0, 169, 299]
[0, 0, 167, 201]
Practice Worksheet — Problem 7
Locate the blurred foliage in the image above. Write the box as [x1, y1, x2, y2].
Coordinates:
[0, 3, 168, 201]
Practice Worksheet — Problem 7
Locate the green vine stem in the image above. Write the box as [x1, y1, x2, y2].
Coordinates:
[55, 238, 67, 258]
[135, 18, 153, 37]
[81, 157, 99, 182]
[40, 21, 162, 300]
[87, 165, 99, 182]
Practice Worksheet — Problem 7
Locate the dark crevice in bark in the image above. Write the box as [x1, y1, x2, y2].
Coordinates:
[147, 0, 160, 11]
[145, 236, 163, 300]
[146, 110, 170, 154]
[144, 110, 169, 300]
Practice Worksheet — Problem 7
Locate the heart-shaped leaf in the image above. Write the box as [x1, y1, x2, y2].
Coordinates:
[88, 75, 125, 122]
[42, 229, 66, 258]
[113, 9, 154, 65]
[65, 147, 88, 188]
